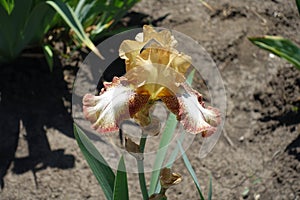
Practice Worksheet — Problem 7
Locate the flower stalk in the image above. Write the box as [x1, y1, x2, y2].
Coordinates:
[137, 133, 148, 200]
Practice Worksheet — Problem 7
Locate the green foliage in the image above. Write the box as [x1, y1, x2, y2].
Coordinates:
[241, 187, 250, 198]
[208, 174, 212, 200]
[148, 113, 178, 195]
[0, 0, 140, 66]
[74, 124, 115, 200]
[42, 45, 54, 71]
[249, 36, 300, 70]
[178, 141, 205, 200]
[0, 0, 14, 14]
[72, 0, 140, 41]
[137, 136, 149, 200]
[46, 0, 104, 59]
[296, 0, 300, 14]
[113, 156, 129, 200]
[0, 0, 55, 63]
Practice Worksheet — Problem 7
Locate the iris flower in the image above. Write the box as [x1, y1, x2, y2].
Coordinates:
[83, 25, 220, 137]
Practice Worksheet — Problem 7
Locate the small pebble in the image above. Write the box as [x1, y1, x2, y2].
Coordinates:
[239, 136, 244, 142]
[269, 53, 275, 58]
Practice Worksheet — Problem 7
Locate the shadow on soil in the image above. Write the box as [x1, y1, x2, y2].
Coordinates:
[123, 11, 169, 27]
[285, 134, 300, 162]
[0, 55, 75, 189]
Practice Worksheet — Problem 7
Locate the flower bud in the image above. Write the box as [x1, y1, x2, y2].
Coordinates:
[125, 137, 143, 160]
[160, 168, 182, 189]
[149, 193, 167, 200]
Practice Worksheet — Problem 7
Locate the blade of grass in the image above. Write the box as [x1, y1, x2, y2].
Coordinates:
[42, 45, 54, 72]
[74, 0, 86, 16]
[74, 124, 115, 200]
[208, 174, 212, 200]
[178, 141, 205, 200]
[249, 36, 300, 70]
[46, 0, 104, 59]
[113, 156, 129, 200]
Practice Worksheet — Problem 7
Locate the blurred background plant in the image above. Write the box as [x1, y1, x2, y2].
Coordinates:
[249, 0, 300, 70]
[0, 0, 55, 64]
[0, 0, 140, 69]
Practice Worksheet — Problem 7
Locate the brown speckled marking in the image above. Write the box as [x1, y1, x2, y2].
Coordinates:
[128, 93, 150, 117]
[160, 95, 181, 120]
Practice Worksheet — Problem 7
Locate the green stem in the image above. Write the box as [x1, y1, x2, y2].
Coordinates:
[139, 135, 147, 152]
[137, 135, 148, 200]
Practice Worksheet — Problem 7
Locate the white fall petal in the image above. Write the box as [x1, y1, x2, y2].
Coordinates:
[82, 77, 134, 133]
[177, 83, 220, 136]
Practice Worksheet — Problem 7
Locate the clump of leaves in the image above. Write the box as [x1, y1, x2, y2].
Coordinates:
[0, 0, 55, 63]
[0, 0, 140, 70]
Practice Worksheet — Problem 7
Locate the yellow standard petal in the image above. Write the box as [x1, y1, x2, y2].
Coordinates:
[119, 25, 191, 74]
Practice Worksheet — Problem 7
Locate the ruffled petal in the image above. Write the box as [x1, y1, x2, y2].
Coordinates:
[125, 57, 186, 99]
[176, 83, 221, 137]
[169, 51, 191, 75]
[119, 39, 146, 71]
[82, 77, 134, 133]
[119, 25, 183, 72]
[141, 25, 177, 48]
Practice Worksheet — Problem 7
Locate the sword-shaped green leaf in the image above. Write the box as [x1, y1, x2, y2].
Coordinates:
[46, 0, 104, 59]
[249, 36, 300, 70]
[178, 141, 205, 200]
[296, 0, 300, 14]
[74, 124, 115, 200]
[113, 156, 129, 200]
